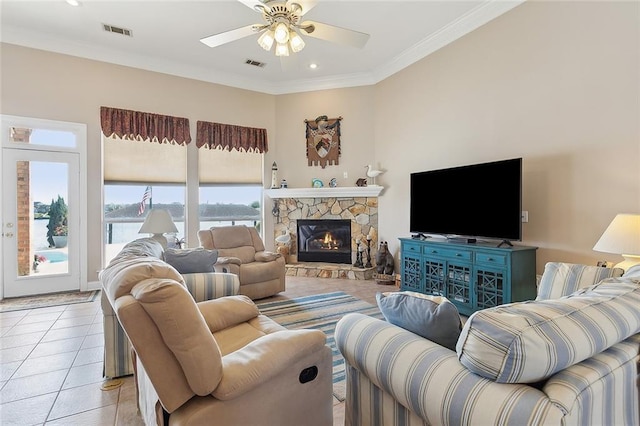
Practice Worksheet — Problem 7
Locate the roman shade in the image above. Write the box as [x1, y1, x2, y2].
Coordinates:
[196, 121, 267, 184]
[101, 106, 190, 183]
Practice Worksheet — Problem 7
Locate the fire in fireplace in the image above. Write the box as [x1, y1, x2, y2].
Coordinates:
[297, 219, 351, 264]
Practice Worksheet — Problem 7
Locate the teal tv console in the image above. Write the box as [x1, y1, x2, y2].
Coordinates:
[399, 238, 538, 316]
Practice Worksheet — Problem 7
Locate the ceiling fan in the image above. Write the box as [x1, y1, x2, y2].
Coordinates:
[199, 0, 370, 57]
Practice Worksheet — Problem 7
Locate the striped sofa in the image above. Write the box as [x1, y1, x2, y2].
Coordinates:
[336, 263, 640, 425]
[100, 238, 240, 378]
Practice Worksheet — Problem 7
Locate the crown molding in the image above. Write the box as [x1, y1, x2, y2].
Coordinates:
[1, 0, 524, 95]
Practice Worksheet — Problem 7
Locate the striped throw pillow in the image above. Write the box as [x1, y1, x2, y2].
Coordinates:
[536, 262, 624, 300]
[457, 278, 640, 383]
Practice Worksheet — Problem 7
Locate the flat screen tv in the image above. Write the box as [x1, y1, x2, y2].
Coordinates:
[410, 158, 522, 243]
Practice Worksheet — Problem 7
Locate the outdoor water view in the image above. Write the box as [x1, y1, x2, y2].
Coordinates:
[103, 184, 262, 264]
[30, 184, 262, 268]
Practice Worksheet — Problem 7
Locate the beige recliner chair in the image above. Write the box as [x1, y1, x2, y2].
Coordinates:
[198, 225, 286, 300]
[105, 271, 333, 426]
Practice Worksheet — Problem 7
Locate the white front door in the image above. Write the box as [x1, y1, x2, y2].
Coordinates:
[1, 116, 84, 298]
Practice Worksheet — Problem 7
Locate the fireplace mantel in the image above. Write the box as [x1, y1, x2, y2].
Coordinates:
[264, 186, 383, 199]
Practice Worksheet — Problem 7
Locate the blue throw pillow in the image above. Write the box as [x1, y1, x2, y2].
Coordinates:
[376, 291, 462, 351]
[164, 248, 218, 274]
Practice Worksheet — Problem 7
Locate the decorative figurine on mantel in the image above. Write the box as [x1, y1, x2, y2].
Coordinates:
[270, 162, 278, 189]
[365, 164, 385, 186]
[355, 178, 367, 187]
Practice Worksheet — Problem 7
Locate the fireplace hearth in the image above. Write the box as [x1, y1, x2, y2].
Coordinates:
[297, 219, 351, 264]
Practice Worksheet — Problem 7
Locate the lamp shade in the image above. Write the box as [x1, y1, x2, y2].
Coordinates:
[139, 209, 178, 249]
[274, 22, 289, 44]
[258, 30, 275, 51]
[139, 209, 178, 234]
[289, 30, 305, 53]
[593, 213, 640, 270]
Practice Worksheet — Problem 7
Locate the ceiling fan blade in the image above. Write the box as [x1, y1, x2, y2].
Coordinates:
[299, 20, 370, 49]
[238, 0, 270, 13]
[292, 0, 318, 17]
[200, 24, 262, 48]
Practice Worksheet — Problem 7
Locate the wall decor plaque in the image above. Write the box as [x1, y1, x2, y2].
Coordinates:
[305, 115, 342, 168]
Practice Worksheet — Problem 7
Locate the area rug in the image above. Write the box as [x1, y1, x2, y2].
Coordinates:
[0, 290, 100, 312]
[256, 291, 383, 401]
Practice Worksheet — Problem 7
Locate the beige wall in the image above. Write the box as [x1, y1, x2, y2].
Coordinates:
[273, 1, 640, 271]
[273, 87, 376, 188]
[1, 0, 638, 283]
[371, 0, 639, 270]
[0, 44, 276, 282]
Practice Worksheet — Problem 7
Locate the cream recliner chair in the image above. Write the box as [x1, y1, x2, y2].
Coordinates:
[198, 225, 286, 300]
[103, 260, 333, 426]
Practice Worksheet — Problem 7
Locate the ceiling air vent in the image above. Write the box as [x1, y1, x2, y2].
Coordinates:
[245, 59, 266, 68]
[102, 24, 132, 37]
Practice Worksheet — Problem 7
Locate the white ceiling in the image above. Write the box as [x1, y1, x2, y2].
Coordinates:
[0, 0, 524, 95]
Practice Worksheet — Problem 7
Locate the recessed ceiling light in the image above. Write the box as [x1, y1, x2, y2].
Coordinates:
[66, 0, 81, 6]
[309, 63, 318, 69]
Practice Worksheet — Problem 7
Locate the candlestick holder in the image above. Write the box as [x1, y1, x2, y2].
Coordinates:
[353, 241, 364, 268]
[365, 236, 373, 268]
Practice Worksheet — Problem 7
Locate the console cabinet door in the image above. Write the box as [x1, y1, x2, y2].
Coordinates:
[423, 258, 446, 296]
[445, 261, 473, 314]
[473, 266, 507, 310]
[401, 248, 423, 292]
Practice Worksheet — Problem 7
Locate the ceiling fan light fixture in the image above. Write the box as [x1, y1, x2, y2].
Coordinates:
[275, 42, 290, 57]
[289, 31, 305, 53]
[274, 22, 290, 44]
[257, 30, 275, 51]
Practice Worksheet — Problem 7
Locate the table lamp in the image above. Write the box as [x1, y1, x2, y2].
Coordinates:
[139, 209, 178, 249]
[593, 213, 640, 271]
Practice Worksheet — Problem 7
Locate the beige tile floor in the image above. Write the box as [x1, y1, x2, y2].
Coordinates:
[0, 276, 397, 425]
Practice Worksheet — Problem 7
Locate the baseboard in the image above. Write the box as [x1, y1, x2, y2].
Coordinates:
[87, 280, 101, 291]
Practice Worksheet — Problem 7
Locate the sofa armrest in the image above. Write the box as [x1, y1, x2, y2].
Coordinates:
[254, 251, 281, 262]
[335, 313, 563, 425]
[197, 295, 260, 332]
[543, 333, 640, 424]
[213, 329, 326, 400]
[182, 272, 239, 302]
[216, 256, 242, 265]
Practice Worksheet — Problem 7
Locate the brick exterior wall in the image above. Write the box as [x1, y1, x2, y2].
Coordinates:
[12, 128, 33, 276]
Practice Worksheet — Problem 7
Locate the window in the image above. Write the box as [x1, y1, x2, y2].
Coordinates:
[198, 147, 263, 232]
[101, 109, 266, 266]
[104, 183, 186, 264]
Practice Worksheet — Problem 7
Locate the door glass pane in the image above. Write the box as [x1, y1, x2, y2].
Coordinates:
[17, 161, 69, 277]
[10, 128, 77, 148]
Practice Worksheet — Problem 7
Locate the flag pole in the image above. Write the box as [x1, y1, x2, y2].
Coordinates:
[149, 186, 153, 210]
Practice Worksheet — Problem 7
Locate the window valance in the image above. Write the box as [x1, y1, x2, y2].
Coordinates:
[100, 106, 191, 145]
[196, 121, 268, 153]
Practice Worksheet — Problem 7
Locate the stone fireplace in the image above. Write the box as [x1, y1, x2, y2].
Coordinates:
[265, 186, 383, 279]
